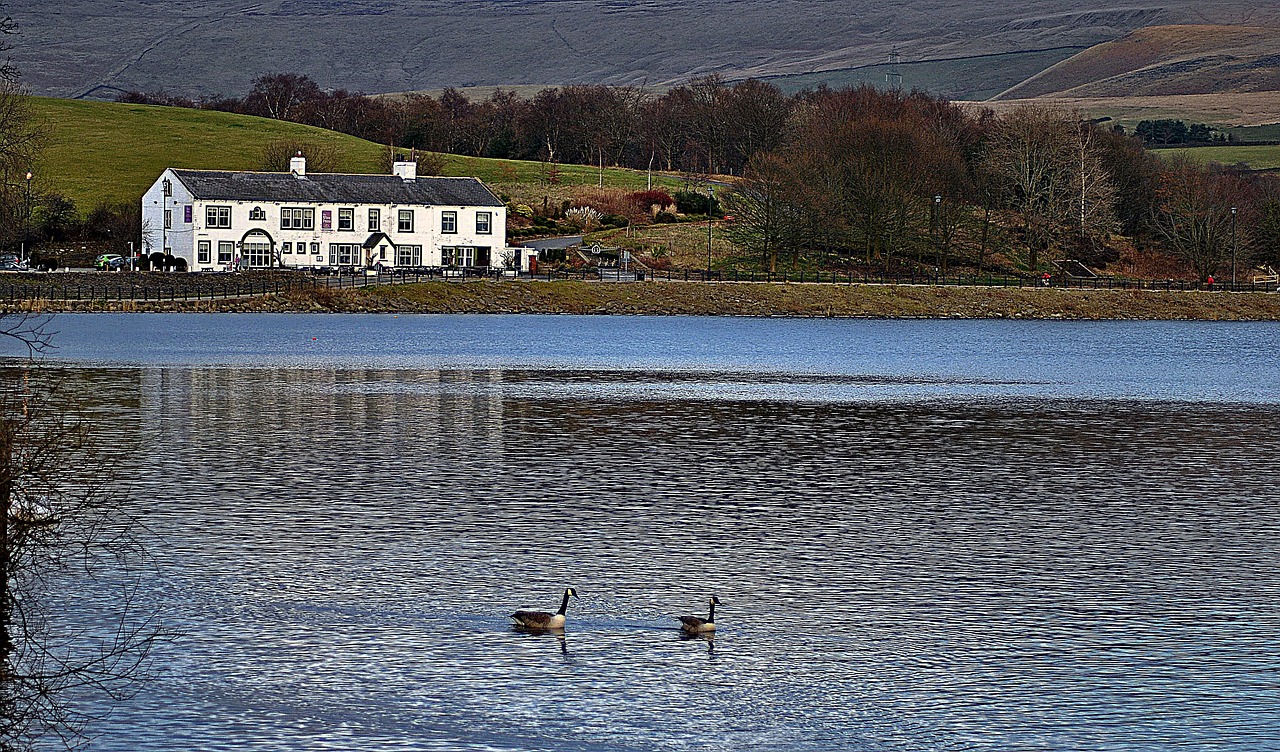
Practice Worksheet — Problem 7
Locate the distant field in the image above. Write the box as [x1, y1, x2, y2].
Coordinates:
[31, 98, 680, 213]
[973, 91, 1280, 128]
[1155, 144, 1280, 170]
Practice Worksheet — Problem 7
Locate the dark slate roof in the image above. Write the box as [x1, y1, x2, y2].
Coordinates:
[170, 170, 504, 207]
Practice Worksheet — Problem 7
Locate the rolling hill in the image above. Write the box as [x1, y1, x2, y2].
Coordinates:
[996, 25, 1280, 99]
[9, 0, 1279, 100]
[32, 98, 678, 213]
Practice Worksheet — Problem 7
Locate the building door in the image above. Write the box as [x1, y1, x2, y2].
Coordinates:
[476, 246, 491, 267]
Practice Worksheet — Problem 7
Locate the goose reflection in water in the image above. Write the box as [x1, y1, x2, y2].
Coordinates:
[510, 625, 570, 656]
[679, 631, 715, 656]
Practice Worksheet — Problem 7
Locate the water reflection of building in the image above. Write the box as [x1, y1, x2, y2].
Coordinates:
[138, 366, 510, 466]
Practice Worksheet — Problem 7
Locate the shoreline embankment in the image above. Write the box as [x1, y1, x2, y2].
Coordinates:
[5, 280, 1280, 320]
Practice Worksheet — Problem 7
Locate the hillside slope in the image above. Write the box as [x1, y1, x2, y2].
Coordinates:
[10, 0, 1278, 99]
[996, 25, 1280, 99]
[33, 98, 675, 212]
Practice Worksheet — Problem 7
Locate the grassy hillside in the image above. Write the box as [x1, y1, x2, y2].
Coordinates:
[32, 97, 679, 214]
[996, 25, 1280, 100]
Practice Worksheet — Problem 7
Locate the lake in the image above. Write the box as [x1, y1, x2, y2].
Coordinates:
[7, 314, 1280, 751]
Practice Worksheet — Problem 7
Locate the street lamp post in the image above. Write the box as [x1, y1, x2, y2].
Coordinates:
[932, 195, 942, 278]
[22, 171, 32, 265]
[1230, 206, 1238, 288]
[707, 185, 714, 279]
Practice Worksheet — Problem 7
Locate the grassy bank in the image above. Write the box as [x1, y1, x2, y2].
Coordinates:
[10, 280, 1280, 320]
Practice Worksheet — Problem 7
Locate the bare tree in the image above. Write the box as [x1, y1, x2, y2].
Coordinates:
[724, 153, 803, 273]
[243, 73, 322, 122]
[1150, 159, 1246, 280]
[1, 316, 162, 750]
[258, 139, 341, 173]
[984, 106, 1076, 272]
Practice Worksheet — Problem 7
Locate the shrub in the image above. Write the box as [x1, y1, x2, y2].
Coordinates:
[674, 190, 722, 216]
[630, 189, 674, 210]
[654, 211, 678, 224]
[572, 187, 633, 218]
[562, 206, 603, 233]
[512, 204, 534, 218]
[601, 213, 628, 228]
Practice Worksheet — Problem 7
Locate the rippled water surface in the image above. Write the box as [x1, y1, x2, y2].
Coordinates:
[11, 314, 1280, 751]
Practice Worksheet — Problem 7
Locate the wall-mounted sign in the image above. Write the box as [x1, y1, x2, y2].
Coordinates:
[184, 206, 192, 223]
[321, 210, 332, 231]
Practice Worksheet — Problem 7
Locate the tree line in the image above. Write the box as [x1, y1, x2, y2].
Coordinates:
[118, 73, 791, 175]
[719, 88, 1280, 279]
[116, 75, 1280, 279]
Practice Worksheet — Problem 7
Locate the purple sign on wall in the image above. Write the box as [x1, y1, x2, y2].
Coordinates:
[184, 205, 192, 223]
[321, 210, 332, 231]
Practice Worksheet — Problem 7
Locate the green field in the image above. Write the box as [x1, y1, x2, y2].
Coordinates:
[31, 97, 681, 214]
[1157, 143, 1280, 170]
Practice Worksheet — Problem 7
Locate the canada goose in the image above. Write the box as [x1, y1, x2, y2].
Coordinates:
[511, 587, 577, 630]
[678, 595, 720, 634]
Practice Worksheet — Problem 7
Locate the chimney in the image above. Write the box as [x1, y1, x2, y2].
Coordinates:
[392, 160, 417, 181]
[290, 151, 306, 177]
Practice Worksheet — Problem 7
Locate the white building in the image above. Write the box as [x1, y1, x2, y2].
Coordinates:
[141, 156, 519, 271]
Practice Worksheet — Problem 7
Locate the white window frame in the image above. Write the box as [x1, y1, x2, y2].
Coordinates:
[476, 211, 491, 234]
[197, 240, 211, 263]
[206, 205, 232, 229]
[281, 207, 315, 231]
[328, 243, 359, 266]
[441, 211, 457, 234]
[368, 208, 381, 232]
[396, 244, 422, 266]
[217, 241, 234, 264]
[398, 209, 414, 233]
[249, 206, 266, 221]
[338, 207, 354, 232]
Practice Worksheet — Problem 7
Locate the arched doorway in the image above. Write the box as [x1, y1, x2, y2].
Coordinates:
[240, 229, 275, 269]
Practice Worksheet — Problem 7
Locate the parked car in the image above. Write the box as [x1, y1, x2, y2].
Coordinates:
[94, 253, 127, 271]
[0, 254, 27, 272]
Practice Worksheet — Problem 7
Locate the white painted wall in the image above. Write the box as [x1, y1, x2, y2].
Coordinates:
[142, 172, 509, 271]
[140, 169, 195, 264]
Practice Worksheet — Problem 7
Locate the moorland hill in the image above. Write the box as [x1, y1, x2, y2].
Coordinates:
[9, 0, 1277, 99]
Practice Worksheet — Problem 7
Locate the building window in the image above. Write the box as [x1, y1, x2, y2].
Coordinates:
[310, 242, 320, 256]
[217, 241, 234, 264]
[368, 208, 380, 232]
[249, 206, 266, 221]
[441, 246, 474, 267]
[162, 179, 172, 196]
[476, 212, 491, 234]
[198, 240, 211, 263]
[281, 207, 315, 230]
[281, 242, 292, 254]
[338, 208, 354, 231]
[164, 210, 172, 229]
[206, 205, 232, 229]
[396, 244, 422, 267]
[328, 243, 359, 266]
[441, 211, 457, 234]
[398, 209, 414, 233]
